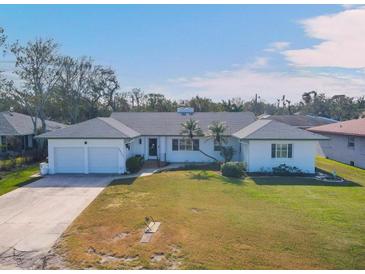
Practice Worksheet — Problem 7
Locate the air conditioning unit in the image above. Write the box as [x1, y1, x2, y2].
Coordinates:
[177, 107, 194, 116]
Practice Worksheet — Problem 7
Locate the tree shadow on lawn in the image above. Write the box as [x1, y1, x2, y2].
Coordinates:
[188, 171, 245, 186]
[109, 177, 138, 186]
[251, 176, 362, 187]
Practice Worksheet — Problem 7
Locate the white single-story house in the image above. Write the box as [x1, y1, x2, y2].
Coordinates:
[37, 109, 327, 174]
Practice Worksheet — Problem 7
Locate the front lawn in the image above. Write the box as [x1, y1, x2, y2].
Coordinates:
[0, 165, 39, 196]
[54, 160, 365, 270]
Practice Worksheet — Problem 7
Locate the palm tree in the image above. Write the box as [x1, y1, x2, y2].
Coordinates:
[207, 121, 227, 147]
[207, 121, 234, 162]
[180, 118, 218, 161]
[180, 118, 203, 139]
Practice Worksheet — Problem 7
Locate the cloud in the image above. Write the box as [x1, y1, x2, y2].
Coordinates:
[265, 41, 291, 52]
[249, 57, 269, 69]
[164, 67, 365, 102]
[342, 4, 364, 10]
[284, 7, 365, 68]
[149, 8, 365, 103]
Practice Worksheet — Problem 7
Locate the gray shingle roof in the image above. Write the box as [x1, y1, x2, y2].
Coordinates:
[262, 115, 337, 128]
[0, 111, 65, 136]
[37, 117, 140, 139]
[233, 120, 328, 140]
[110, 112, 256, 136]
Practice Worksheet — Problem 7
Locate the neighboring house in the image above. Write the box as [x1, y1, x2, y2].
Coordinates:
[0, 111, 65, 155]
[259, 114, 337, 129]
[308, 119, 365, 169]
[38, 109, 327, 174]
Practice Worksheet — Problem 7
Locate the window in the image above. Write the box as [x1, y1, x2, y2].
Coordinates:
[193, 139, 199, 151]
[348, 136, 355, 148]
[172, 139, 179, 151]
[271, 144, 293, 158]
[213, 140, 221, 151]
[1, 136, 6, 152]
[179, 139, 188, 150]
[172, 139, 199, 151]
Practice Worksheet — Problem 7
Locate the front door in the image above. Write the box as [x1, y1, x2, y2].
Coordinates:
[148, 138, 158, 159]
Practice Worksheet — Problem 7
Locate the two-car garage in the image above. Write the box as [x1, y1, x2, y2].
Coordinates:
[37, 117, 140, 175]
[49, 139, 126, 174]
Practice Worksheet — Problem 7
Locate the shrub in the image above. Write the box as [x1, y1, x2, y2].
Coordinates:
[220, 146, 234, 162]
[16, 156, 26, 167]
[0, 158, 16, 171]
[134, 155, 144, 164]
[126, 156, 144, 173]
[272, 164, 303, 175]
[221, 162, 246, 178]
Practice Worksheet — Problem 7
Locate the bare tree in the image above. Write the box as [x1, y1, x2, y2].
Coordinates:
[0, 27, 9, 89]
[11, 38, 61, 133]
[57, 56, 93, 124]
[83, 65, 119, 118]
[129, 88, 144, 110]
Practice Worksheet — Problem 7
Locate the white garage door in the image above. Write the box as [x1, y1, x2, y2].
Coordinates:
[88, 147, 119, 173]
[54, 147, 85, 173]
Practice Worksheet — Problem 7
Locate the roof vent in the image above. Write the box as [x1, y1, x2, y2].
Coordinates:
[8, 107, 14, 116]
[177, 107, 194, 116]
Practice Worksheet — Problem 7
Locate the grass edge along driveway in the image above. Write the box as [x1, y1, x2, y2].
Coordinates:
[0, 165, 39, 196]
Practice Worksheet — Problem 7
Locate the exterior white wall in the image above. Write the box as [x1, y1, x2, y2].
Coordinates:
[318, 133, 365, 169]
[240, 141, 249, 168]
[165, 136, 240, 163]
[47, 137, 318, 174]
[247, 140, 317, 173]
[128, 136, 241, 163]
[48, 139, 126, 174]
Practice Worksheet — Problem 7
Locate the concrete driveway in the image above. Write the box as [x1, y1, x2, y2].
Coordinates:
[0, 175, 112, 269]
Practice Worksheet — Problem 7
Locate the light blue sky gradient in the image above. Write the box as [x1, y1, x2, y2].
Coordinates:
[0, 5, 364, 102]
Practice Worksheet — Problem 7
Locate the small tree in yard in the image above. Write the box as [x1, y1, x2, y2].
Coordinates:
[180, 118, 218, 161]
[207, 121, 234, 162]
[220, 146, 234, 162]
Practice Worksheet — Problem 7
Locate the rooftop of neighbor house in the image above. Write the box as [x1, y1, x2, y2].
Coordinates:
[0, 111, 66, 136]
[259, 114, 337, 128]
[308, 118, 365, 137]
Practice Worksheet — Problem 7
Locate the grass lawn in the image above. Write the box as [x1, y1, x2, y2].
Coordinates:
[54, 158, 365, 270]
[316, 156, 365, 184]
[0, 165, 39, 196]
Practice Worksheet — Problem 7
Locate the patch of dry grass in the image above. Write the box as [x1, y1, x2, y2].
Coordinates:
[55, 167, 365, 269]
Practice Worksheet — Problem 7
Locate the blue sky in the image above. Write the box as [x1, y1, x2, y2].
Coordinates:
[1, 4, 365, 102]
